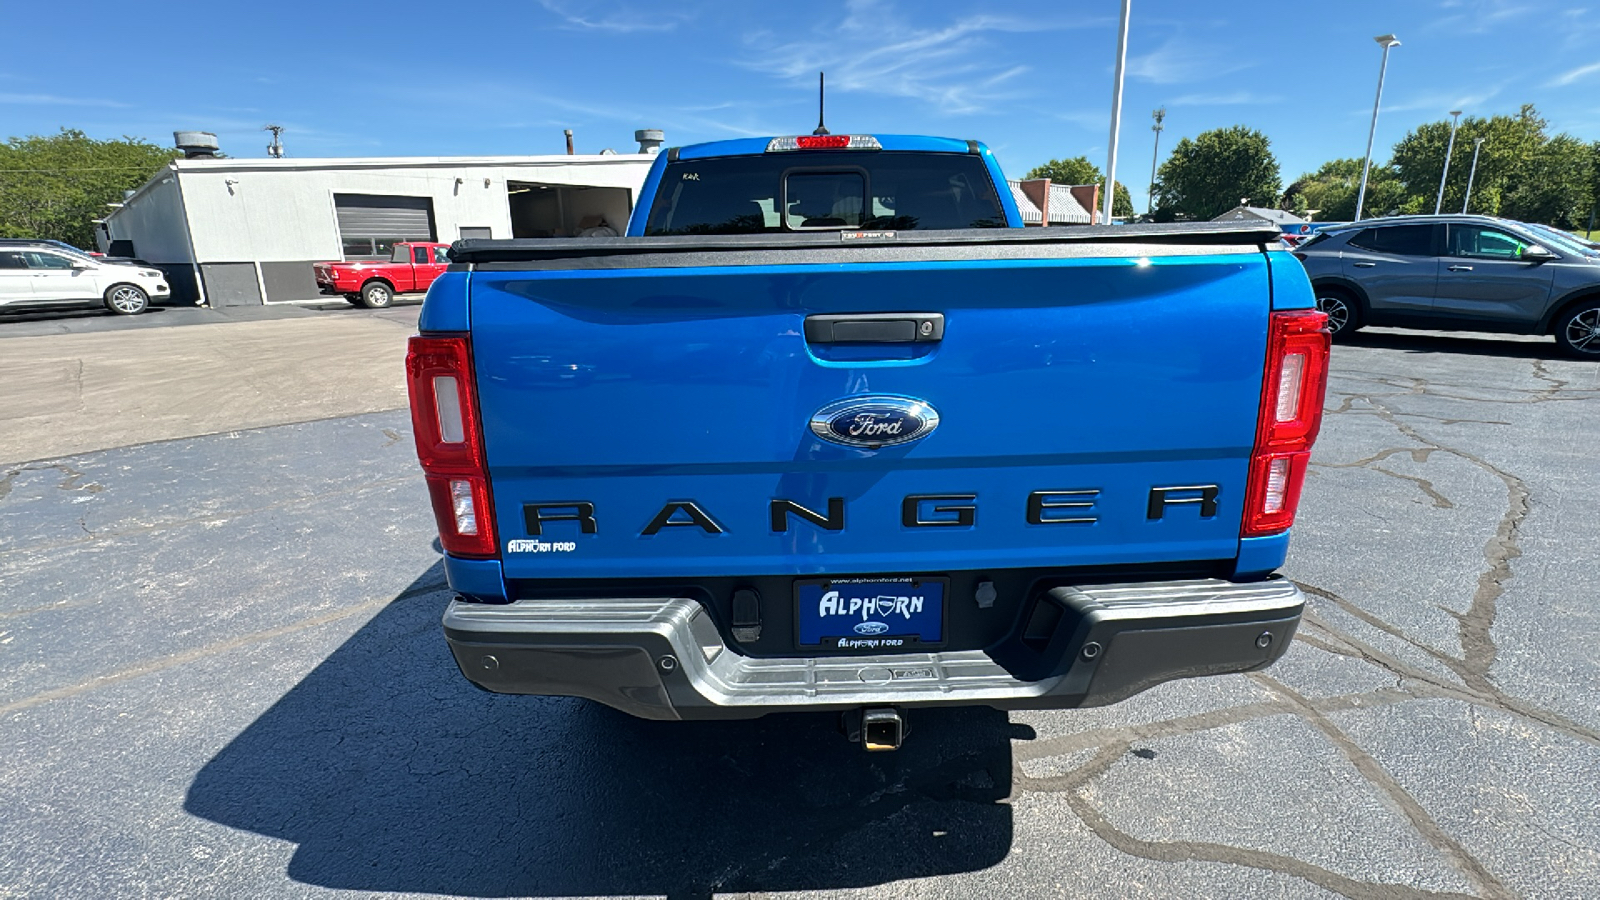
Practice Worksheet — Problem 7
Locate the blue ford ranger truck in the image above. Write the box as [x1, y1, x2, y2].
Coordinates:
[406, 134, 1330, 750]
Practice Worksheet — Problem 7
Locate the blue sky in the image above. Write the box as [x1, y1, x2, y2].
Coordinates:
[4, 0, 1599, 210]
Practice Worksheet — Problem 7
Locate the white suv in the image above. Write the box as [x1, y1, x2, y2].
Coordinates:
[0, 244, 169, 316]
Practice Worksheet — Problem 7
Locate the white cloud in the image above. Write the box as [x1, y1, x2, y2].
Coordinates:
[1548, 61, 1600, 86]
[1380, 87, 1503, 114]
[404, 81, 783, 143]
[537, 0, 689, 33]
[1433, 0, 1537, 35]
[741, 0, 1104, 115]
[1126, 37, 1252, 85]
[1169, 91, 1282, 106]
[0, 92, 129, 108]
[1049, 110, 1112, 130]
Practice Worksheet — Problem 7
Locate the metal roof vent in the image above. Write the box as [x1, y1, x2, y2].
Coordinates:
[174, 131, 220, 160]
[635, 129, 664, 155]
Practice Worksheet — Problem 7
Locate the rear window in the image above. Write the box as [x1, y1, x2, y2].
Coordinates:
[1347, 224, 1435, 256]
[644, 151, 1008, 235]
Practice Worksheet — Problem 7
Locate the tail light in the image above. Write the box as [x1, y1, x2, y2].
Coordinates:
[1242, 310, 1330, 537]
[766, 135, 883, 151]
[406, 335, 497, 557]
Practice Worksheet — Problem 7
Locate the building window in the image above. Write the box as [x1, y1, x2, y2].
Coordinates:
[459, 226, 492, 240]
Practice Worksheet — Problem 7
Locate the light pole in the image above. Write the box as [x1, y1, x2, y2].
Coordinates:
[1147, 107, 1166, 216]
[1355, 34, 1400, 222]
[1462, 137, 1485, 214]
[1102, 0, 1132, 225]
[1434, 110, 1462, 214]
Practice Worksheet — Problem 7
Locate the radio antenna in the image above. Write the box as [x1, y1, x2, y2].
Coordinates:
[813, 72, 830, 136]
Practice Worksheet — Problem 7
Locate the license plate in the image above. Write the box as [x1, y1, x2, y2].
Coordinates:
[795, 577, 946, 650]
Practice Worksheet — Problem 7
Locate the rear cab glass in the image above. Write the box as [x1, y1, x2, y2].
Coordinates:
[644, 151, 1008, 235]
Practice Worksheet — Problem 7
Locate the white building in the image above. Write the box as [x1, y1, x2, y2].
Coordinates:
[1007, 179, 1096, 226]
[100, 133, 659, 306]
[1211, 205, 1307, 227]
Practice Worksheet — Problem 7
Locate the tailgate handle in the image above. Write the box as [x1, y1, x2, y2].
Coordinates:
[804, 313, 944, 344]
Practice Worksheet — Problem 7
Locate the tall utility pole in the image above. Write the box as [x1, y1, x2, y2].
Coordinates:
[1435, 110, 1463, 214]
[264, 125, 285, 158]
[1147, 107, 1166, 216]
[1462, 137, 1486, 214]
[1102, 0, 1132, 225]
[1355, 34, 1401, 222]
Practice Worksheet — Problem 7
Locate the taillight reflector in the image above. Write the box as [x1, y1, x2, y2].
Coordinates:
[433, 375, 465, 443]
[1243, 310, 1330, 538]
[406, 335, 497, 557]
[1275, 353, 1305, 423]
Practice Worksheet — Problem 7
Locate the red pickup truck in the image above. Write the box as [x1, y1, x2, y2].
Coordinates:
[314, 241, 451, 308]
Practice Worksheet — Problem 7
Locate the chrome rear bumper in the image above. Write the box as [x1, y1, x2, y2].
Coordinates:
[442, 577, 1303, 720]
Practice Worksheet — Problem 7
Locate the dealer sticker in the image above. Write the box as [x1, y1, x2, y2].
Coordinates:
[506, 539, 576, 554]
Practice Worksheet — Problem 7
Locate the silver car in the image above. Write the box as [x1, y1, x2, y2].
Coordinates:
[1294, 214, 1600, 358]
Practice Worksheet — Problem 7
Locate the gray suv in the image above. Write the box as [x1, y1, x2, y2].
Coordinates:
[1294, 215, 1600, 357]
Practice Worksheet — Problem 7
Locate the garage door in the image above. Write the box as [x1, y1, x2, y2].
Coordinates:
[334, 194, 435, 259]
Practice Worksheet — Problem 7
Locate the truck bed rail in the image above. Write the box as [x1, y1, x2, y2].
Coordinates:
[448, 221, 1284, 267]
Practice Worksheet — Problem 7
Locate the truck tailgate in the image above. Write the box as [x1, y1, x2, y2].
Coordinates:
[468, 241, 1271, 580]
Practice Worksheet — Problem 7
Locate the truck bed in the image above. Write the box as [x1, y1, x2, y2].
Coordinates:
[420, 220, 1322, 721]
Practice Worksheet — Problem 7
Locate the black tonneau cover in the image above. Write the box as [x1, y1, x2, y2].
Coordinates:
[449, 221, 1284, 268]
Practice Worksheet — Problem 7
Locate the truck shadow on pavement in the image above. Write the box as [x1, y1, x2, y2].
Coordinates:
[185, 565, 1018, 899]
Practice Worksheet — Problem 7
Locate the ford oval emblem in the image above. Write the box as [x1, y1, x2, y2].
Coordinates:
[809, 395, 940, 449]
[854, 621, 891, 635]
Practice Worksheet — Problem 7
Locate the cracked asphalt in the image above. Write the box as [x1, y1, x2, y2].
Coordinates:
[1, 321, 1598, 899]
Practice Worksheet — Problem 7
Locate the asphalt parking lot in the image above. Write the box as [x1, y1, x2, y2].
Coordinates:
[2, 310, 1598, 899]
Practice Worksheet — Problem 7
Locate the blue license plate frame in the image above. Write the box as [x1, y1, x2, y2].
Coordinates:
[794, 576, 947, 650]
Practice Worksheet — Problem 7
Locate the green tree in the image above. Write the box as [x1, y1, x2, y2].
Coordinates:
[1501, 134, 1595, 228]
[1587, 140, 1600, 235]
[1151, 126, 1281, 220]
[1022, 155, 1134, 218]
[1283, 158, 1361, 220]
[1284, 157, 1403, 221]
[0, 129, 179, 248]
[1587, 136, 1600, 235]
[1390, 105, 1547, 217]
[1361, 168, 1411, 219]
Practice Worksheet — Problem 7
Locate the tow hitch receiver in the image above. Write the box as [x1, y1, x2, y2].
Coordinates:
[843, 707, 906, 751]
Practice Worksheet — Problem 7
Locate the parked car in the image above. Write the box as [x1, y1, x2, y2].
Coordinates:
[313, 242, 451, 308]
[0, 242, 169, 316]
[1294, 214, 1600, 357]
[411, 133, 1328, 750]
